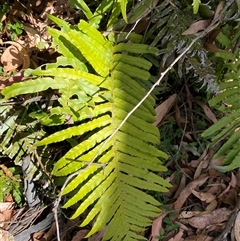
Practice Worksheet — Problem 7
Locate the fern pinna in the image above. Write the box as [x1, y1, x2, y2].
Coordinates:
[1, 15, 171, 240]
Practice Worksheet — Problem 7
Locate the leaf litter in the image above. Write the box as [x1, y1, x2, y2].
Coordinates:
[149, 85, 240, 241]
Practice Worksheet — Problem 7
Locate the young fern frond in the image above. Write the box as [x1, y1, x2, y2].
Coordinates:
[2, 17, 170, 240]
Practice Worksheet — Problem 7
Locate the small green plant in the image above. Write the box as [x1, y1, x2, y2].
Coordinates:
[0, 167, 23, 205]
[7, 22, 23, 40]
[157, 212, 179, 241]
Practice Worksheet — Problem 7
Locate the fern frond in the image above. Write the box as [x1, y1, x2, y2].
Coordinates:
[2, 18, 170, 240]
[202, 49, 240, 172]
[143, 1, 218, 92]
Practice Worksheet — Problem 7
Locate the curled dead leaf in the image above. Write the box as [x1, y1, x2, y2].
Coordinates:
[174, 174, 209, 210]
[1, 41, 30, 72]
[191, 190, 216, 203]
[182, 20, 211, 35]
[188, 208, 232, 229]
[149, 212, 167, 241]
[1, 45, 22, 72]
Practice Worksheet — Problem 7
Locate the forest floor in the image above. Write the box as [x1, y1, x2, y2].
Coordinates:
[0, 1, 240, 241]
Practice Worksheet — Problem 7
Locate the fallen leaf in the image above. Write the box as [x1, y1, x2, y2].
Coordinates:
[182, 20, 211, 35]
[1, 45, 22, 72]
[191, 190, 215, 203]
[184, 235, 213, 241]
[194, 147, 210, 179]
[213, 1, 224, 20]
[71, 229, 89, 241]
[218, 172, 237, 199]
[149, 212, 167, 241]
[88, 226, 107, 241]
[173, 175, 186, 199]
[0, 210, 13, 229]
[174, 174, 209, 210]
[31, 231, 45, 241]
[205, 200, 218, 212]
[0, 164, 21, 182]
[186, 87, 217, 123]
[234, 211, 240, 241]
[43, 222, 56, 241]
[179, 211, 201, 219]
[154, 94, 177, 126]
[1, 41, 30, 72]
[188, 208, 232, 229]
[168, 228, 184, 241]
[220, 188, 238, 206]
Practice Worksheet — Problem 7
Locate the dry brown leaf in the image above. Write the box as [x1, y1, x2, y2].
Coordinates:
[194, 99, 217, 123]
[191, 190, 215, 203]
[71, 229, 89, 241]
[4, 195, 13, 202]
[149, 212, 167, 241]
[173, 175, 186, 199]
[0, 164, 21, 182]
[23, 25, 42, 48]
[31, 231, 45, 241]
[168, 228, 184, 241]
[234, 211, 240, 241]
[184, 235, 213, 241]
[154, 94, 177, 126]
[204, 42, 226, 53]
[194, 148, 209, 179]
[1, 41, 30, 72]
[174, 174, 209, 210]
[88, 226, 107, 241]
[43, 222, 56, 241]
[186, 87, 217, 123]
[1, 45, 22, 72]
[205, 200, 218, 212]
[218, 173, 237, 199]
[188, 160, 208, 169]
[213, 1, 224, 20]
[188, 208, 232, 229]
[182, 20, 211, 35]
[221, 189, 238, 206]
[0, 210, 13, 229]
[179, 211, 201, 219]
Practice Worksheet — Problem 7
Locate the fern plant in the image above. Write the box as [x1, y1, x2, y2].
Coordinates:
[202, 22, 240, 172]
[1, 15, 171, 240]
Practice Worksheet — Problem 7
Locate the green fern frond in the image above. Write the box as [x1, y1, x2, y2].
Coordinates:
[2, 18, 170, 240]
[202, 48, 240, 172]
